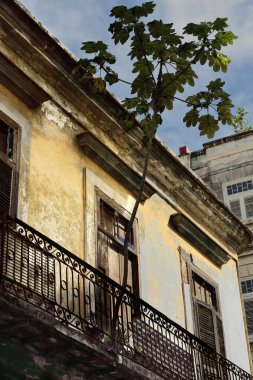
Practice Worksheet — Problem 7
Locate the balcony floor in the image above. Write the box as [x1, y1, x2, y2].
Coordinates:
[0, 293, 161, 380]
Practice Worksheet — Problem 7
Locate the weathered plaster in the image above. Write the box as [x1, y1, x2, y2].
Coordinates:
[28, 109, 85, 255]
[9, 96, 250, 371]
[0, 1, 251, 375]
[41, 100, 79, 131]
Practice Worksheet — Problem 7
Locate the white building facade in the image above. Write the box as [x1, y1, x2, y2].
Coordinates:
[181, 130, 253, 364]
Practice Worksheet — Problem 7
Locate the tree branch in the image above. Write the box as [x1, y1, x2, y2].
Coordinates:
[112, 124, 155, 340]
[135, 28, 157, 85]
[166, 38, 208, 87]
[102, 65, 132, 85]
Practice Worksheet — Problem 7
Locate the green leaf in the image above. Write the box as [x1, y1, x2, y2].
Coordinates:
[183, 22, 211, 39]
[81, 41, 108, 53]
[104, 72, 119, 85]
[142, 2, 156, 15]
[216, 31, 238, 45]
[123, 97, 140, 109]
[110, 6, 127, 18]
[165, 98, 173, 110]
[230, 106, 253, 133]
[81, 7, 236, 141]
[183, 109, 199, 127]
[207, 78, 225, 92]
[199, 53, 207, 65]
[199, 114, 219, 138]
[213, 18, 228, 31]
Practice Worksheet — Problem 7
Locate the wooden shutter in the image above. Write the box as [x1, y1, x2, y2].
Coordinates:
[229, 199, 242, 219]
[245, 196, 253, 218]
[244, 298, 253, 335]
[216, 315, 226, 356]
[195, 301, 226, 357]
[196, 301, 216, 350]
[0, 156, 13, 215]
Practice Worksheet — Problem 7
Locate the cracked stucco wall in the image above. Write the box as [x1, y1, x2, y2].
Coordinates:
[0, 83, 250, 373]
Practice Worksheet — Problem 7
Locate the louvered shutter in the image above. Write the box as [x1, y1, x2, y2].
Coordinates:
[229, 199, 242, 219]
[216, 315, 226, 356]
[195, 301, 226, 356]
[0, 156, 13, 214]
[245, 197, 253, 218]
[3, 230, 55, 301]
[196, 301, 216, 350]
[244, 298, 253, 335]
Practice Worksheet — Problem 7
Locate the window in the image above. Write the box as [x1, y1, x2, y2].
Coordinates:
[229, 199, 242, 219]
[192, 272, 225, 356]
[241, 279, 253, 294]
[96, 195, 139, 296]
[95, 194, 139, 331]
[0, 120, 14, 158]
[0, 119, 18, 216]
[227, 180, 253, 195]
[241, 278, 253, 338]
[223, 178, 253, 221]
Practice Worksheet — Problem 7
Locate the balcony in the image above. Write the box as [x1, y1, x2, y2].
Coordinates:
[0, 213, 252, 380]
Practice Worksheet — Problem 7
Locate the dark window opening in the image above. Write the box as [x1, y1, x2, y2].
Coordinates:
[97, 198, 138, 295]
[193, 272, 217, 310]
[99, 199, 134, 248]
[0, 120, 14, 158]
[96, 196, 139, 332]
[0, 119, 18, 216]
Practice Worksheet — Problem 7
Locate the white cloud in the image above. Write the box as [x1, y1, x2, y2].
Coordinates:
[158, 0, 253, 62]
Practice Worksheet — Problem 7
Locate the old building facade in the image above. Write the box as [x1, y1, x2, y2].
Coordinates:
[0, 1, 252, 379]
[181, 130, 253, 366]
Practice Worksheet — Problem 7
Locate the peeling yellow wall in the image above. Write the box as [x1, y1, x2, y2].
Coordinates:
[28, 108, 84, 255]
[0, 84, 250, 372]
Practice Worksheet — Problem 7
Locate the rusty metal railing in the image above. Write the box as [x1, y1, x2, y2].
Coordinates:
[0, 213, 251, 380]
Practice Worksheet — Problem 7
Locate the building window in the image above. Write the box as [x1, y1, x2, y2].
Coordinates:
[0, 120, 14, 158]
[192, 271, 226, 356]
[223, 178, 253, 221]
[0, 119, 18, 216]
[241, 279, 253, 294]
[227, 180, 253, 196]
[95, 194, 139, 331]
[241, 278, 253, 338]
[96, 195, 139, 296]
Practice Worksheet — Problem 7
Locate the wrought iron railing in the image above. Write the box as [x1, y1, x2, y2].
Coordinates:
[0, 214, 251, 380]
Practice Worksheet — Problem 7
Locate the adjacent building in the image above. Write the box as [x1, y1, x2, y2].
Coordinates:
[181, 130, 253, 365]
[0, 1, 252, 379]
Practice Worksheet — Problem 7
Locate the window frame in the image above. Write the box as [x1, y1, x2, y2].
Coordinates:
[95, 188, 139, 297]
[0, 113, 20, 217]
[241, 276, 253, 341]
[241, 277, 253, 296]
[188, 265, 226, 356]
[222, 177, 253, 222]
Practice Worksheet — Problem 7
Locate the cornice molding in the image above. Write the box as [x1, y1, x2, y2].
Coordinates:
[77, 131, 156, 202]
[170, 214, 230, 266]
[0, 52, 50, 107]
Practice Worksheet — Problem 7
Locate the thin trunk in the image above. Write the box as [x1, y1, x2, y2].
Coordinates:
[112, 132, 154, 337]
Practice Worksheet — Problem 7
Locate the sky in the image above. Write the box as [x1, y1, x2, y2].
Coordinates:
[20, 0, 253, 154]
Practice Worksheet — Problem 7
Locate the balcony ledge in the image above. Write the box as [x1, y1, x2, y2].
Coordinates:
[0, 295, 154, 380]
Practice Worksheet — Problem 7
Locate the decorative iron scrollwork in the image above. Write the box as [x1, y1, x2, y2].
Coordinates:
[0, 213, 251, 380]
